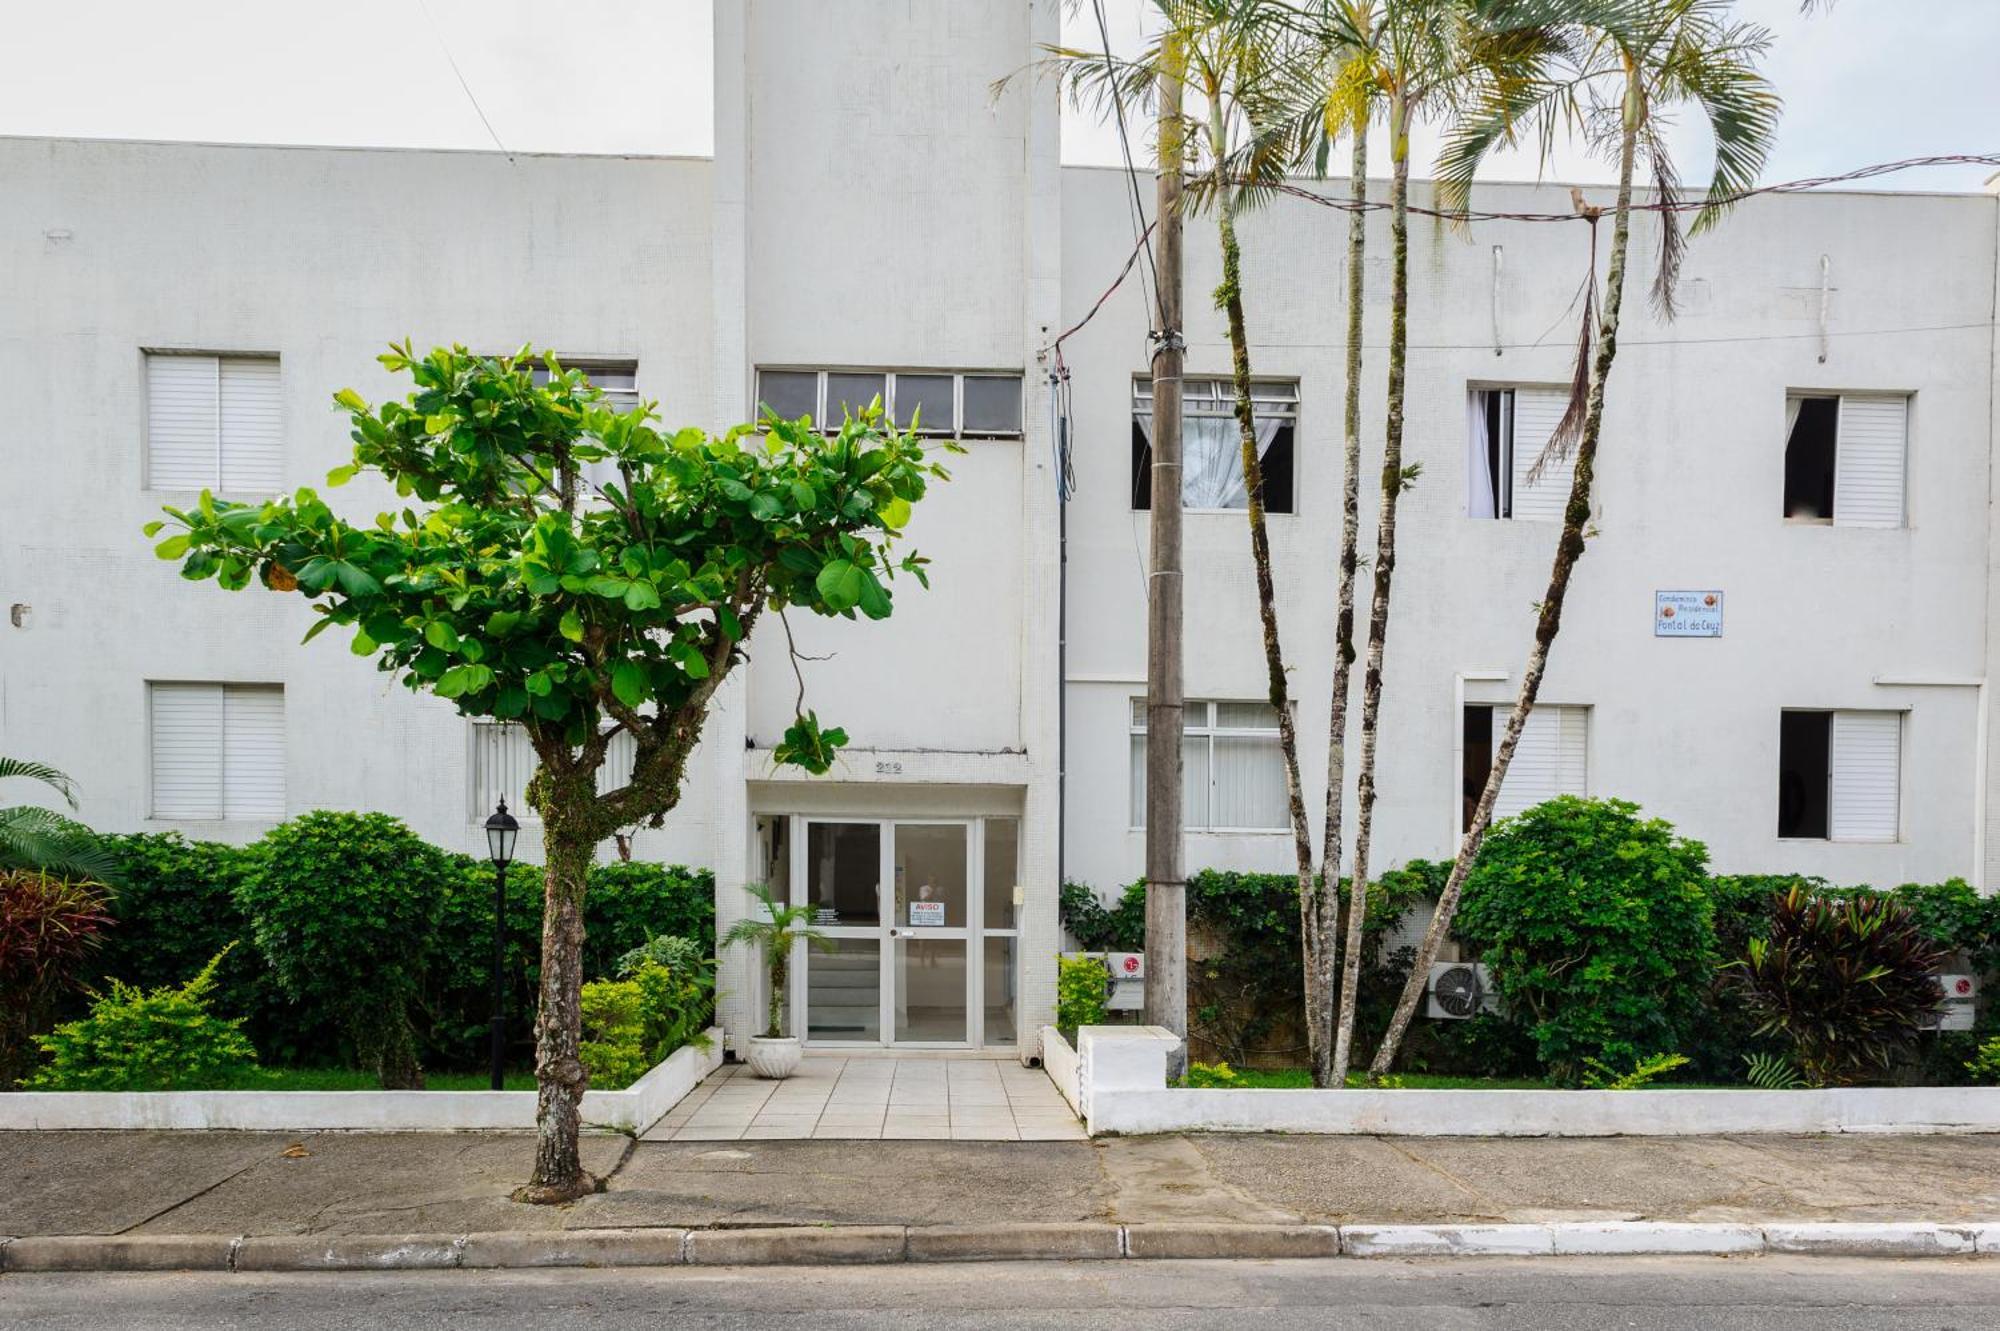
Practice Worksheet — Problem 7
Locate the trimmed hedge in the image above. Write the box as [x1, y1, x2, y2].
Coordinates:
[78, 821, 714, 1078]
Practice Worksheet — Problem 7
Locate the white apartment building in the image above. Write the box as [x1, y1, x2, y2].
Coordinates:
[4, 2, 1998, 1059]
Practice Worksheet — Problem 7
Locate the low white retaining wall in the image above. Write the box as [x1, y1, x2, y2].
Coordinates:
[1074, 1026, 2000, 1137]
[1039, 1026, 1082, 1115]
[0, 1028, 725, 1133]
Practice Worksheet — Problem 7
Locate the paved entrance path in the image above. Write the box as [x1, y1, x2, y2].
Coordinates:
[5, 1129, 1999, 1238]
[643, 1056, 1085, 1142]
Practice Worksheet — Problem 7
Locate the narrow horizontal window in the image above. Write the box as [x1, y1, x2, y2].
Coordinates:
[753, 369, 1023, 439]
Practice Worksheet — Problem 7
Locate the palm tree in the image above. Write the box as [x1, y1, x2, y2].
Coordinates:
[720, 884, 833, 1040]
[1040, 0, 1323, 1073]
[1369, 0, 1780, 1079]
[0, 757, 114, 883]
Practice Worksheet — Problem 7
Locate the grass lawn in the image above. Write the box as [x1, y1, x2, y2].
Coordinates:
[208, 1068, 540, 1092]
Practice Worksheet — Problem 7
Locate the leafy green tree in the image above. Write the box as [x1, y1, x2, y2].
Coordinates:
[148, 344, 949, 1202]
[1372, 0, 1779, 1079]
[0, 757, 116, 882]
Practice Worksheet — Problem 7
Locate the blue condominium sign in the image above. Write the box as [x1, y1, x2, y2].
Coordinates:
[1655, 589, 1724, 638]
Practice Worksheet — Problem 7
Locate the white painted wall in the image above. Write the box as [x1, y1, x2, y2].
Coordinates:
[1058, 167, 2000, 895]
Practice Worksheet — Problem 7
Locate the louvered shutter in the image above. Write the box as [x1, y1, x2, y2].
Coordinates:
[1833, 395, 1907, 528]
[1830, 710, 1900, 841]
[1492, 704, 1589, 818]
[472, 722, 539, 819]
[219, 357, 283, 491]
[151, 683, 224, 818]
[221, 686, 286, 818]
[1509, 388, 1573, 522]
[147, 354, 219, 490]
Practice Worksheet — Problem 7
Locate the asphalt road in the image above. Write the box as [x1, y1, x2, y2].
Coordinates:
[3, 1256, 1997, 1330]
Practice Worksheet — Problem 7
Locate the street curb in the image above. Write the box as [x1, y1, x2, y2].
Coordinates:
[4, 1222, 1997, 1272]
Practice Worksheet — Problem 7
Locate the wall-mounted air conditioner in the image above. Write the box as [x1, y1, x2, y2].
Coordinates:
[1426, 962, 1498, 1020]
[1927, 973, 1978, 1031]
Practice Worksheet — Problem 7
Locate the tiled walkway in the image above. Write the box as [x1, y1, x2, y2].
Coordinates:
[643, 1055, 1086, 1141]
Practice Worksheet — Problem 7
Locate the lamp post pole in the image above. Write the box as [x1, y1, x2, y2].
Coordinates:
[484, 799, 519, 1092]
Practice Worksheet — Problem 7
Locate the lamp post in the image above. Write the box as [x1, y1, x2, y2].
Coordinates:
[484, 799, 520, 1091]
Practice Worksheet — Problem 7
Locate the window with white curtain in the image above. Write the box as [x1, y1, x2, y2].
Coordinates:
[149, 683, 285, 820]
[1466, 386, 1572, 521]
[1132, 378, 1297, 512]
[470, 721, 639, 821]
[1129, 699, 1289, 831]
[145, 352, 282, 491]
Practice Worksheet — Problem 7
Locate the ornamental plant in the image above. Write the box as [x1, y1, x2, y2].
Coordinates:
[721, 885, 833, 1040]
[29, 947, 259, 1092]
[0, 868, 113, 1086]
[1730, 885, 1947, 1087]
[149, 345, 948, 1201]
[1454, 797, 1716, 1086]
[1054, 953, 1110, 1041]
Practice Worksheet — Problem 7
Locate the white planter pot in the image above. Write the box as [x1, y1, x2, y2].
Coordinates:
[744, 1035, 803, 1080]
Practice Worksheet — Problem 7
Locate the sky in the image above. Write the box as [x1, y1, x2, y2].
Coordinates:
[0, 0, 1992, 193]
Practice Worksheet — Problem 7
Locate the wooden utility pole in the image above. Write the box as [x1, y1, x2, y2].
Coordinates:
[1143, 28, 1187, 1078]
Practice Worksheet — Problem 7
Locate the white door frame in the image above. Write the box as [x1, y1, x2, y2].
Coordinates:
[786, 814, 1010, 1050]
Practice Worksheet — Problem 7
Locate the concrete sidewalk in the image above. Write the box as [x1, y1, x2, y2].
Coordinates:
[5, 1130, 2000, 1240]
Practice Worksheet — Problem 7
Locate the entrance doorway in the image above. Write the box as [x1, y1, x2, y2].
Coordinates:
[764, 815, 1020, 1049]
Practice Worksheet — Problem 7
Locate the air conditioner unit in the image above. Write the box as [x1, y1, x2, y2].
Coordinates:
[1927, 973, 1978, 1032]
[1426, 962, 1497, 1020]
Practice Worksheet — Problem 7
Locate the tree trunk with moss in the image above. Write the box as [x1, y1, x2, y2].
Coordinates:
[1215, 192, 1317, 1085]
[1370, 92, 1639, 1083]
[515, 765, 602, 1204]
[1332, 92, 1413, 1086]
[1315, 130, 1368, 1090]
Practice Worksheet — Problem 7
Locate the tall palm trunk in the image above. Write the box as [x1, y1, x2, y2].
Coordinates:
[1370, 81, 1640, 1081]
[1215, 188, 1317, 1042]
[1311, 130, 1368, 1090]
[1332, 90, 1412, 1085]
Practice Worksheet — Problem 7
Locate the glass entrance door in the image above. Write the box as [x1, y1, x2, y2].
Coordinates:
[788, 816, 1012, 1049]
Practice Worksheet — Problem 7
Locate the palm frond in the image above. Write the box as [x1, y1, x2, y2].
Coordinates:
[0, 805, 118, 883]
[0, 756, 79, 810]
[1646, 133, 1687, 319]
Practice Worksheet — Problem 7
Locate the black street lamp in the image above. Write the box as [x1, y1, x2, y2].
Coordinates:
[484, 799, 520, 1091]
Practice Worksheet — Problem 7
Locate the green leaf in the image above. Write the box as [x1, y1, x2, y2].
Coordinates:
[350, 628, 378, 656]
[879, 495, 912, 530]
[153, 535, 191, 560]
[326, 463, 360, 487]
[331, 561, 381, 597]
[717, 477, 753, 502]
[855, 568, 891, 620]
[749, 491, 783, 521]
[424, 620, 461, 652]
[815, 559, 865, 612]
[333, 387, 367, 412]
[611, 661, 648, 709]
[487, 610, 522, 637]
[622, 581, 662, 612]
[558, 609, 585, 642]
[300, 617, 336, 645]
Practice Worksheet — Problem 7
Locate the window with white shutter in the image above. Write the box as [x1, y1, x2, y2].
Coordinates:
[1478, 704, 1589, 821]
[1778, 709, 1901, 842]
[1782, 393, 1908, 527]
[1466, 386, 1572, 521]
[149, 683, 286, 820]
[470, 721, 638, 821]
[145, 353, 283, 492]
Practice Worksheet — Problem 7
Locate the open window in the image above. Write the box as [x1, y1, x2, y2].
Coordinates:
[1778, 709, 1900, 842]
[1132, 378, 1296, 513]
[1466, 386, 1572, 521]
[1462, 703, 1587, 828]
[1783, 393, 1908, 527]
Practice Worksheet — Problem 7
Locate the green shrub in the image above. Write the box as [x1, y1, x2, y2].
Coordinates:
[1183, 1060, 1241, 1088]
[631, 956, 716, 1058]
[1055, 953, 1110, 1040]
[1060, 880, 1145, 953]
[1965, 1037, 2000, 1086]
[1730, 885, 1947, 1086]
[578, 976, 650, 1090]
[1456, 797, 1715, 1086]
[584, 862, 716, 975]
[1581, 1051, 1690, 1091]
[91, 832, 332, 1066]
[616, 933, 709, 979]
[236, 812, 451, 1088]
[30, 948, 259, 1091]
[1, 869, 113, 1086]
[418, 853, 544, 1073]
